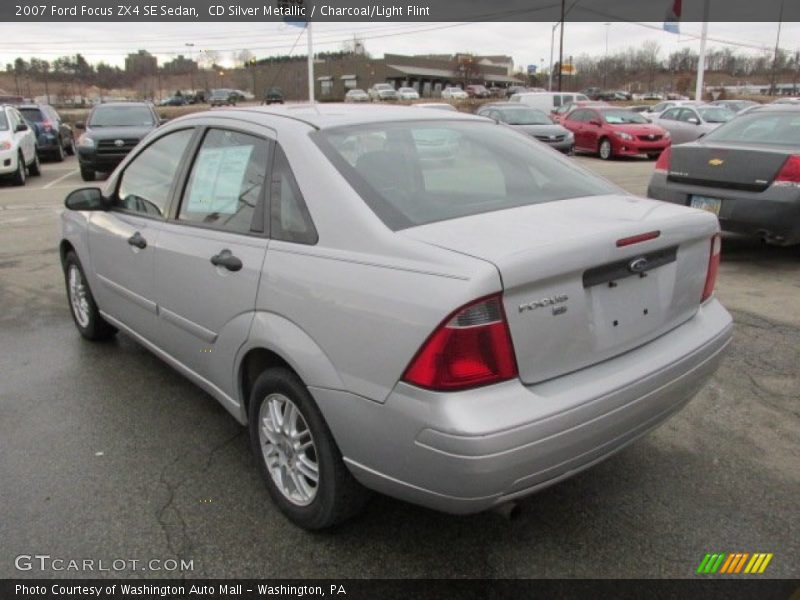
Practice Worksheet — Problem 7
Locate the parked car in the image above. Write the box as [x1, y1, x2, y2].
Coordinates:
[642, 92, 664, 101]
[510, 92, 590, 113]
[505, 85, 529, 98]
[60, 104, 731, 528]
[477, 103, 574, 153]
[551, 100, 609, 124]
[344, 89, 370, 103]
[643, 100, 704, 121]
[209, 89, 238, 107]
[487, 86, 504, 98]
[18, 103, 75, 161]
[397, 87, 420, 101]
[652, 105, 734, 145]
[648, 104, 800, 246]
[75, 102, 161, 182]
[465, 85, 491, 99]
[771, 97, 800, 105]
[0, 104, 40, 185]
[413, 102, 457, 112]
[368, 83, 398, 102]
[708, 99, 759, 114]
[562, 106, 671, 160]
[262, 88, 285, 105]
[441, 86, 468, 100]
[159, 96, 188, 107]
[581, 87, 603, 100]
[627, 104, 656, 114]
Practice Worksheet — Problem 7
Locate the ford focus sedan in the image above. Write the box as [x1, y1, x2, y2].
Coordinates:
[60, 104, 732, 529]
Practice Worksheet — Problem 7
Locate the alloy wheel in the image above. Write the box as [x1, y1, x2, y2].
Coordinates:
[68, 264, 90, 328]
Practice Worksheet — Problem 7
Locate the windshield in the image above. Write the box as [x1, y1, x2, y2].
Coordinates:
[375, 84, 393, 90]
[399, 88, 416, 93]
[498, 108, 553, 125]
[19, 108, 44, 122]
[697, 107, 734, 123]
[312, 120, 618, 230]
[703, 111, 800, 147]
[602, 110, 648, 125]
[89, 106, 154, 127]
[0, 112, 8, 131]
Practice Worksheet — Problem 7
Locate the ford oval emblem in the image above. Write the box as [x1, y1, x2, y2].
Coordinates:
[629, 257, 649, 273]
[114, 139, 125, 147]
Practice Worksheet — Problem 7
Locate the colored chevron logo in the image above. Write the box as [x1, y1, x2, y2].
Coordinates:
[696, 552, 774, 574]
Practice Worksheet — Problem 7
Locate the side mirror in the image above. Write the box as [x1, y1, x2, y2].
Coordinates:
[75, 122, 85, 130]
[65, 187, 106, 211]
[15, 122, 28, 132]
[590, 119, 602, 127]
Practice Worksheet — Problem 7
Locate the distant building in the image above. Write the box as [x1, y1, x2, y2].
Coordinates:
[125, 50, 157, 76]
[162, 54, 197, 75]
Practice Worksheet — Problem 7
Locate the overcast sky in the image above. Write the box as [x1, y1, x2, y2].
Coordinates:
[0, 21, 796, 71]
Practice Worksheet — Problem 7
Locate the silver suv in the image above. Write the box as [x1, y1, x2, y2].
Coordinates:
[60, 105, 732, 529]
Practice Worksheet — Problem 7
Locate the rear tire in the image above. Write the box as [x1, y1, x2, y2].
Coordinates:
[65, 137, 76, 156]
[80, 166, 96, 182]
[63, 251, 117, 341]
[599, 138, 613, 160]
[249, 368, 369, 529]
[53, 140, 65, 162]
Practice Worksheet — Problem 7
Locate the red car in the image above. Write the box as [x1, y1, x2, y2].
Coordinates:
[562, 106, 671, 160]
[465, 85, 490, 98]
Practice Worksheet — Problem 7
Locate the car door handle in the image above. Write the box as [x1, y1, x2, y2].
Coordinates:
[210, 249, 243, 272]
[127, 232, 147, 249]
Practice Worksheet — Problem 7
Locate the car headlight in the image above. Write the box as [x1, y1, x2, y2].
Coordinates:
[615, 131, 634, 141]
[663, 130, 671, 139]
[565, 131, 575, 140]
[0, 141, 11, 151]
[78, 135, 94, 148]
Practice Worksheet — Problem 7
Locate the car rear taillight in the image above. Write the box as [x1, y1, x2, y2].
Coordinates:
[701, 234, 722, 302]
[773, 155, 800, 186]
[402, 294, 518, 391]
[654, 146, 672, 173]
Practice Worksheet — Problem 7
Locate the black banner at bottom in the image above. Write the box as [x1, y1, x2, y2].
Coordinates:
[2, 579, 799, 600]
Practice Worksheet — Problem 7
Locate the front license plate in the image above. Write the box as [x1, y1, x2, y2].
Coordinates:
[690, 195, 722, 216]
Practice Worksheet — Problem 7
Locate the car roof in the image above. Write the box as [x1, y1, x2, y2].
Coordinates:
[196, 104, 480, 130]
[747, 103, 800, 113]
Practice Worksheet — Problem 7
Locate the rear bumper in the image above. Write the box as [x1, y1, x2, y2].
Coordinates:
[647, 172, 800, 245]
[312, 299, 733, 514]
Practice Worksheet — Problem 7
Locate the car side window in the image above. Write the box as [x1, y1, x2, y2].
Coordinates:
[553, 95, 562, 107]
[178, 128, 270, 235]
[270, 145, 318, 245]
[568, 110, 584, 122]
[661, 108, 678, 121]
[115, 129, 194, 218]
[677, 109, 693, 123]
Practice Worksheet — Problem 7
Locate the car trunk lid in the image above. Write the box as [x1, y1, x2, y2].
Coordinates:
[401, 195, 718, 384]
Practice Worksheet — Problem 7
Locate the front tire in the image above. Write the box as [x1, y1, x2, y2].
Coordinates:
[249, 368, 369, 529]
[28, 152, 41, 176]
[65, 137, 76, 156]
[80, 166, 96, 182]
[12, 152, 26, 186]
[63, 251, 117, 341]
[647, 152, 661, 160]
[599, 138, 613, 160]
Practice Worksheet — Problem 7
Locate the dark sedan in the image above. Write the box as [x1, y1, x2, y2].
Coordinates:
[76, 102, 161, 181]
[647, 104, 800, 246]
[476, 103, 574, 153]
[18, 104, 75, 161]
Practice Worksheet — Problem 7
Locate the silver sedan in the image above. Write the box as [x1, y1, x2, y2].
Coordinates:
[60, 104, 732, 529]
[652, 105, 735, 145]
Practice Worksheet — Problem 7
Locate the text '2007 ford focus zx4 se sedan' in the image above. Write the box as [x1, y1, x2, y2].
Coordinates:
[60, 104, 733, 529]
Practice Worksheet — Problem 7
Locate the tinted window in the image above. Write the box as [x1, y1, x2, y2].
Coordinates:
[116, 129, 194, 217]
[19, 108, 44, 122]
[660, 108, 680, 121]
[178, 129, 269, 235]
[568, 109, 587, 122]
[89, 105, 155, 127]
[270, 146, 317, 244]
[697, 107, 734, 123]
[703, 112, 800, 147]
[677, 109, 696, 123]
[0, 111, 8, 131]
[553, 96, 562, 107]
[313, 121, 618, 230]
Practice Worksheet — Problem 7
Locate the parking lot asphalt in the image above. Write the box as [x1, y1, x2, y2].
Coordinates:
[1, 154, 798, 579]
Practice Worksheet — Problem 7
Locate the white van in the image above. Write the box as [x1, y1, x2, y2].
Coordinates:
[509, 92, 589, 113]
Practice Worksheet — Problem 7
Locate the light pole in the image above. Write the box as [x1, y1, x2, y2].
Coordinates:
[185, 42, 195, 92]
[603, 23, 610, 88]
[548, 22, 560, 91]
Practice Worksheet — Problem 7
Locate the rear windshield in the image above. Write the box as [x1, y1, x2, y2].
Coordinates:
[602, 110, 648, 124]
[703, 111, 800, 146]
[697, 107, 734, 123]
[312, 120, 618, 230]
[18, 108, 44, 122]
[89, 106, 154, 127]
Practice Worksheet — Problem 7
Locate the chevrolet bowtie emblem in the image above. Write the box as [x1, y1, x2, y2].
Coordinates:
[708, 158, 724, 166]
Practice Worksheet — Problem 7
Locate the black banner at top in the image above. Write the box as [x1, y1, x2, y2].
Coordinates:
[3, 0, 800, 22]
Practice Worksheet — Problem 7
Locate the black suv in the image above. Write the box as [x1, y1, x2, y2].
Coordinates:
[18, 104, 75, 161]
[262, 87, 284, 105]
[76, 102, 161, 181]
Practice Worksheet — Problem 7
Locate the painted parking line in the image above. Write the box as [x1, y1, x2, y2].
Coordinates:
[43, 169, 80, 189]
